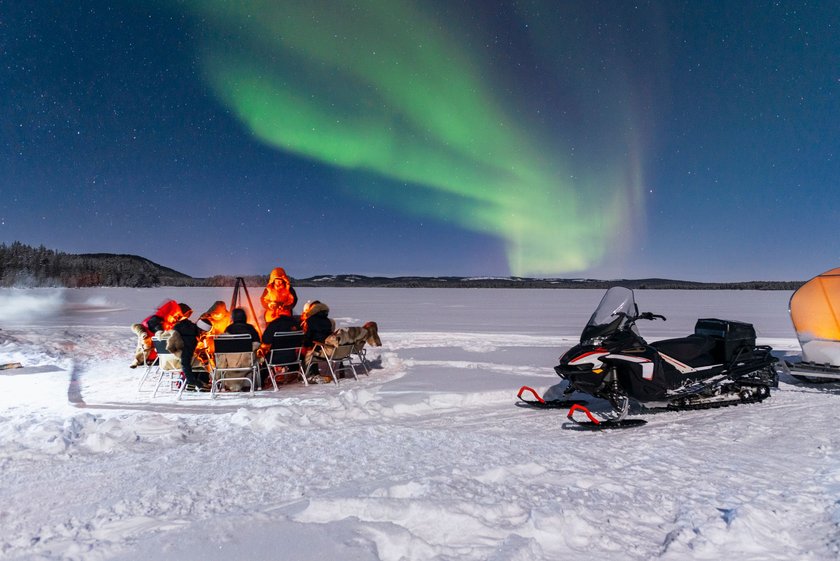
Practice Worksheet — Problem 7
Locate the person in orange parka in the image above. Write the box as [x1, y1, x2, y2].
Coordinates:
[195, 300, 232, 362]
[260, 267, 298, 323]
[202, 300, 232, 334]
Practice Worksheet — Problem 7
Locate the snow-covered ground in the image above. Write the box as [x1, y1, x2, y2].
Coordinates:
[1, 287, 838, 561]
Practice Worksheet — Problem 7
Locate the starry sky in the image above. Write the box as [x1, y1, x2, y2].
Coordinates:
[2, 1, 838, 281]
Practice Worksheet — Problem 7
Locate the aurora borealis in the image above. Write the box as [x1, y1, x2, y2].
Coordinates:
[185, 0, 652, 276]
[3, 1, 838, 280]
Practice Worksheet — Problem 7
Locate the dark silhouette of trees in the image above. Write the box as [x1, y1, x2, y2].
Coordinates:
[0, 242, 196, 287]
[0, 242, 803, 290]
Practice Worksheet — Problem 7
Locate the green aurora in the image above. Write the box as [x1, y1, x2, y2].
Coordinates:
[182, 0, 650, 276]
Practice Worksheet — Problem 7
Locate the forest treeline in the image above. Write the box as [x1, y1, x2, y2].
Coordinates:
[0, 242, 199, 287]
[0, 242, 802, 290]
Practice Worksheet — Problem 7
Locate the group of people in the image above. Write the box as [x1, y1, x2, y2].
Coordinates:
[130, 267, 342, 390]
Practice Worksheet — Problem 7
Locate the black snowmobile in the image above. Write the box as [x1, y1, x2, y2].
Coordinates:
[519, 287, 779, 429]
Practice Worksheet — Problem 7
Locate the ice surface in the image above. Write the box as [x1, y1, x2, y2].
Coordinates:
[2, 287, 837, 561]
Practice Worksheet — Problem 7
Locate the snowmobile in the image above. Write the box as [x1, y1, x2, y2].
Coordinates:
[518, 287, 779, 429]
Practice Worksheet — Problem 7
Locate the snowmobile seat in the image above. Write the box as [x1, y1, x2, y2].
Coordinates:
[651, 335, 718, 367]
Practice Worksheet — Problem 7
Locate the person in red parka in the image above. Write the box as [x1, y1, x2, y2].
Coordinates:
[129, 300, 187, 368]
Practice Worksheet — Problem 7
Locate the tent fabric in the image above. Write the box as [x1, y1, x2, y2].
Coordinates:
[790, 267, 840, 365]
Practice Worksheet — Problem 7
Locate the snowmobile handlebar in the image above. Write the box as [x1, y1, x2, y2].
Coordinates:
[638, 312, 667, 322]
[612, 311, 667, 323]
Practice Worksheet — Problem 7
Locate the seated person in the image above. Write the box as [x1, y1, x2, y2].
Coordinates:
[301, 300, 334, 348]
[217, 308, 261, 391]
[129, 313, 164, 368]
[261, 312, 301, 354]
[261, 313, 302, 383]
[198, 301, 232, 358]
[203, 300, 232, 334]
[162, 314, 212, 390]
[300, 300, 336, 381]
[225, 308, 261, 348]
[127, 300, 188, 369]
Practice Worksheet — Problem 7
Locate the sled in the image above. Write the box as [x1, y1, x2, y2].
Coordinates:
[516, 386, 587, 409]
[782, 359, 840, 383]
[564, 404, 647, 430]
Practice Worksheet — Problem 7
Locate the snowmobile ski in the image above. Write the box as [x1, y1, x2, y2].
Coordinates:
[516, 386, 587, 409]
[564, 404, 647, 430]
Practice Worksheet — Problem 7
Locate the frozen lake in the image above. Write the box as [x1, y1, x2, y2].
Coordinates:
[3, 287, 836, 561]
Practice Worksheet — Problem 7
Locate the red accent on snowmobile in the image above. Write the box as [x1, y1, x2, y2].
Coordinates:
[517, 386, 545, 403]
[567, 403, 601, 425]
[565, 404, 648, 430]
[515, 386, 588, 409]
[570, 348, 608, 362]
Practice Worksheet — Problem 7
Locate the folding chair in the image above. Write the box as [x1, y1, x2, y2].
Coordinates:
[329, 327, 376, 377]
[308, 339, 359, 383]
[350, 338, 371, 376]
[211, 334, 258, 398]
[265, 331, 306, 389]
[137, 347, 160, 392]
[149, 337, 186, 398]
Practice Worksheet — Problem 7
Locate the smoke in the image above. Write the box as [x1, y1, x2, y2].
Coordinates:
[0, 290, 65, 324]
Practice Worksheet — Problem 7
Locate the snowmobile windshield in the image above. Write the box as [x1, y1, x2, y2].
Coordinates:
[580, 287, 638, 343]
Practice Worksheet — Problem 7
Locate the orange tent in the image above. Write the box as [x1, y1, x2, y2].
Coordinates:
[789, 267, 840, 365]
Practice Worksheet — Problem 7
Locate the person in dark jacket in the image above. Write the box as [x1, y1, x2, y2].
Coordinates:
[171, 307, 211, 390]
[225, 307, 262, 347]
[300, 300, 336, 381]
[219, 308, 262, 390]
[261, 314, 301, 345]
[260, 313, 302, 385]
[301, 300, 334, 348]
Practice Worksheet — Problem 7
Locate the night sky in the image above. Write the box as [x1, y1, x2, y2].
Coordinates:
[2, 1, 838, 281]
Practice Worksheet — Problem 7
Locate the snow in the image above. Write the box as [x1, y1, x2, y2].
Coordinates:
[1, 287, 839, 560]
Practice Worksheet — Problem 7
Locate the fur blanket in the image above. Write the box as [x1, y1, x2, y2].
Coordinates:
[130, 323, 154, 367]
[326, 321, 382, 349]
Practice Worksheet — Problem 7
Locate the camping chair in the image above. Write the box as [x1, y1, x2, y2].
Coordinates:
[307, 339, 359, 383]
[136, 347, 160, 392]
[265, 331, 306, 389]
[149, 337, 186, 398]
[210, 334, 258, 398]
[329, 326, 377, 377]
[350, 337, 371, 376]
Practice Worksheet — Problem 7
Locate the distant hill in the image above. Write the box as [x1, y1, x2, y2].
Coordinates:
[0, 242, 196, 287]
[0, 242, 802, 290]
